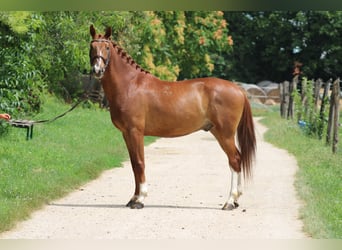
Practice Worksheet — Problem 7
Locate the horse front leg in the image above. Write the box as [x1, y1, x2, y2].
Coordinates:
[122, 129, 147, 209]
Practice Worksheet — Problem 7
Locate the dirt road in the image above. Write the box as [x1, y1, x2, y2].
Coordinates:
[0, 118, 308, 239]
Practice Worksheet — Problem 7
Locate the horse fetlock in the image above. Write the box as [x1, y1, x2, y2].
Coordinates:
[136, 194, 147, 203]
[232, 190, 242, 200]
[140, 183, 148, 195]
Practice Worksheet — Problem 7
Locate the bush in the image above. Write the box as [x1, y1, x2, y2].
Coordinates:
[0, 25, 45, 117]
[293, 78, 328, 139]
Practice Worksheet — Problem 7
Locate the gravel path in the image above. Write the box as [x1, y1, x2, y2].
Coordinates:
[0, 118, 308, 239]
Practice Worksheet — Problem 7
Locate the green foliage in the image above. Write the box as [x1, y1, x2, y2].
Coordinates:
[297, 11, 342, 80]
[180, 11, 232, 79]
[0, 13, 45, 119]
[224, 11, 342, 83]
[293, 78, 328, 139]
[133, 11, 232, 80]
[137, 11, 180, 80]
[31, 12, 90, 100]
[0, 11, 31, 34]
[224, 11, 296, 82]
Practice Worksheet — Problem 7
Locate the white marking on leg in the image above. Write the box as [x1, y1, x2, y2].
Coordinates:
[130, 195, 138, 202]
[227, 168, 241, 205]
[237, 172, 243, 196]
[136, 182, 148, 203]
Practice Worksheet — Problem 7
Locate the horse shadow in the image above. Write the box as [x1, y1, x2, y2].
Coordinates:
[49, 203, 220, 210]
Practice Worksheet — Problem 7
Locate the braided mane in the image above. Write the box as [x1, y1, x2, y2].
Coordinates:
[111, 41, 150, 74]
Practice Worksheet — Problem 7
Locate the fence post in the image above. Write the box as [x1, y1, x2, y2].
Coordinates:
[287, 76, 298, 120]
[301, 78, 308, 120]
[327, 83, 334, 145]
[314, 79, 322, 112]
[332, 78, 340, 153]
[318, 79, 331, 139]
[279, 82, 283, 117]
[280, 81, 289, 118]
[326, 78, 341, 152]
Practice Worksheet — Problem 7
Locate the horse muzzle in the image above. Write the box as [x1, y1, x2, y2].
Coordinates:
[91, 64, 105, 79]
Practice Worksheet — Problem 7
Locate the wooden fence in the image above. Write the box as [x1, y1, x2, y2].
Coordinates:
[279, 77, 341, 153]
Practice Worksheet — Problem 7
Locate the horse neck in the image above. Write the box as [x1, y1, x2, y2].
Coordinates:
[101, 45, 140, 101]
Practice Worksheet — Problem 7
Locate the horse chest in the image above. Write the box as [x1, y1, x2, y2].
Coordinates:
[108, 101, 146, 131]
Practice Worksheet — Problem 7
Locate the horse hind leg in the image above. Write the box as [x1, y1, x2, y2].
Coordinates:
[211, 130, 243, 210]
[222, 168, 242, 210]
[222, 145, 243, 211]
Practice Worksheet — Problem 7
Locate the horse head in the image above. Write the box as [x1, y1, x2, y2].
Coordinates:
[89, 25, 112, 79]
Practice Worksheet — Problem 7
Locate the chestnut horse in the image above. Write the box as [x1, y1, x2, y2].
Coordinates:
[89, 25, 256, 210]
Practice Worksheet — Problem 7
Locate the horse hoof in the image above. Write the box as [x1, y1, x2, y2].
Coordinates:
[222, 202, 238, 210]
[130, 201, 144, 209]
[126, 200, 134, 207]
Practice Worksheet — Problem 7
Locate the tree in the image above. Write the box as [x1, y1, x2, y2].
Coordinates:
[294, 11, 342, 80]
[223, 11, 342, 83]
[179, 11, 233, 79]
[0, 12, 44, 118]
[118, 11, 233, 81]
[31, 12, 90, 100]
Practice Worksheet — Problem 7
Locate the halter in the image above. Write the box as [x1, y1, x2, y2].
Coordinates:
[90, 39, 111, 69]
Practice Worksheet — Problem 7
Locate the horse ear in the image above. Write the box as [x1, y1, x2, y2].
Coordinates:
[104, 27, 112, 39]
[90, 24, 96, 38]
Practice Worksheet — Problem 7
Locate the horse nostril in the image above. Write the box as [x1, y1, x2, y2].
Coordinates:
[93, 64, 100, 74]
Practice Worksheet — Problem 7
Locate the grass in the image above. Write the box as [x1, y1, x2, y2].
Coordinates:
[0, 94, 155, 233]
[254, 104, 342, 238]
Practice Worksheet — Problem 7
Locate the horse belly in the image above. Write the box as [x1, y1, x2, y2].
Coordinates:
[144, 98, 208, 137]
[145, 117, 206, 137]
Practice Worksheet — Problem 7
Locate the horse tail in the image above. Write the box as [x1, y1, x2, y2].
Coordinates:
[237, 95, 256, 179]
